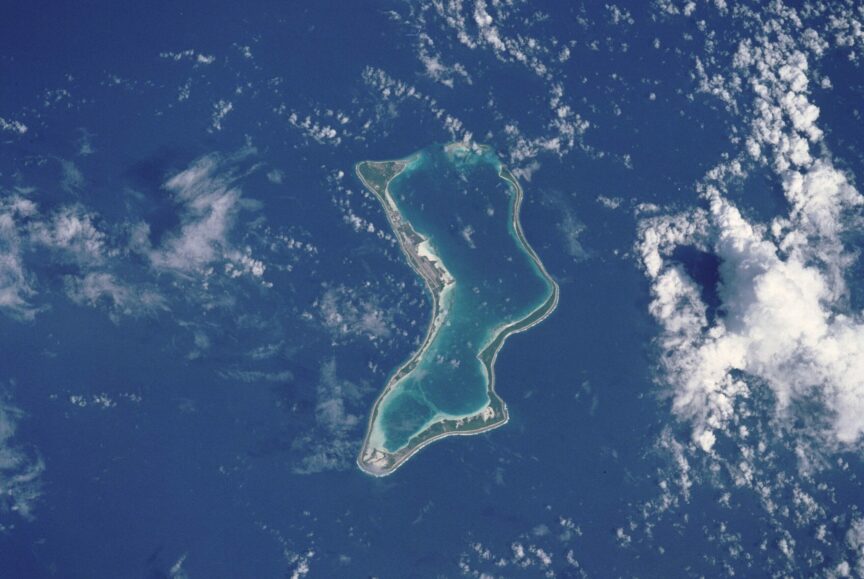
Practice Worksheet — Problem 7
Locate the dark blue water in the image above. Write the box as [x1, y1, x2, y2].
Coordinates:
[2, 1, 863, 577]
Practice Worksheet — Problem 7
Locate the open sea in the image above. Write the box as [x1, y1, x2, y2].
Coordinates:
[2, 1, 864, 576]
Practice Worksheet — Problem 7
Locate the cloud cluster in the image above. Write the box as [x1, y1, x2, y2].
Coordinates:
[431, 0, 553, 78]
[0, 117, 28, 135]
[416, 32, 472, 88]
[0, 194, 172, 322]
[284, 110, 346, 146]
[0, 196, 39, 319]
[146, 152, 266, 281]
[312, 284, 395, 345]
[638, 5, 864, 453]
[422, 0, 590, 164]
[457, 511, 586, 577]
[350, 0, 592, 171]
[159, 49, 216, 65]
[0, 149, 276, 323]
[362, 66, 472, 143]
[29, 205, 108, 265]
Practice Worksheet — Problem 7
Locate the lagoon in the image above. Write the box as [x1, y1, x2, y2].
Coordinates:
[356, 144, 559, 476]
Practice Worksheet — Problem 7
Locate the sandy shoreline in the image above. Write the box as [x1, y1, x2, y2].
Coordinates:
[355, 144, 560, 477]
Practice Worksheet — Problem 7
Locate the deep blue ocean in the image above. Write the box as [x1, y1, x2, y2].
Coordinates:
[2, 1, 864, 577]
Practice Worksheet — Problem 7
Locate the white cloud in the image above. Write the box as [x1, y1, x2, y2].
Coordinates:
[224, 250, 267, 279]
[266, 169, 284, 184]
[169, 553, 190, 579]
[313, 285, 394, 343]
[285, 111, 341, 146]
[0, 117, 28, 135]
[218, 369, 293, 383]
[64, 272, 167, 320]
[441, 0, 551, 78]
[416, 0, 589, 165]
[417, 32, 472, 87]
[367, 2, 591, 167]
[845, 518, 864, 578]
[0, 396, 44, 523]
[638, 10, 864, 454]
[596, 195, 623, 210]
[159, 49, 216, 65]
[29, 205, 107, 264]
[292, 359, 363, 475]
[210, 99, 233, 132]
[641, 162, 864, 454]
[0, 196, 40, 319]
[59, 159, 84, 193]
[360, 66, 473, 143]
[0, 195, 174, 321]
[457, 514, 586, 576]
[148, 152, 265, 279]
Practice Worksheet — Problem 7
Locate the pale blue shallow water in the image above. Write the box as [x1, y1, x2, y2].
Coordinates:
[370, 145, 553, 450]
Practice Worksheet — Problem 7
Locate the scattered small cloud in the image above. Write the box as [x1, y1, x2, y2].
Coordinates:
[159, 49, 216, 65]
[312, 284, 394, 344]
[596, 195, 623, 209]
[210, 99, 233, 132]
[0, 117, 28, 135]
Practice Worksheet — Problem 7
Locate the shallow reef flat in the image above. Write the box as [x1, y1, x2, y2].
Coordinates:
[356, 143, 559, 476]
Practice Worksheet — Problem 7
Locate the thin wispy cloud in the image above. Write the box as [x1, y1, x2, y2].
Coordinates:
[292, 359, 364, 475]
[0, 196, 40, 319]
[64, 272, 168, 321]
[147, 151, 267, 281]
[0, 394, 45, 522]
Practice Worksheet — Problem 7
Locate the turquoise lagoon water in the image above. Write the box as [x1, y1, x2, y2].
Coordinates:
[372, 145, 555, 452]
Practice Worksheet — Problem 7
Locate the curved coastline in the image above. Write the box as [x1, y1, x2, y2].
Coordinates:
[355, 144, 560, 477]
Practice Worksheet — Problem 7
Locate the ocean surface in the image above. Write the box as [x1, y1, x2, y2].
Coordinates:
[2, 1, 864, 577]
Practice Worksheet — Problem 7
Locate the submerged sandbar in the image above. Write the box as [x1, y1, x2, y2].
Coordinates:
[356, 143, 559, 476]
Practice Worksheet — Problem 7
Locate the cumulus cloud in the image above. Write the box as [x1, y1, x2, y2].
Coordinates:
[416, 32, 472, 87]
[844, 518, 864, 578]
[29, 205, 107, 264]
[437, 0, 552, 78]
[0, 117, 28, 135]
[457, 515, 585, 576]
[159, 49, 216, 65]
[285, 111, 342, 146]
[0, 194, 155, 320]
[210, 99, 233, 132]
[362, 0, 593, 168]
[361, 66, 472, 143]
[638, 11, 864, 455]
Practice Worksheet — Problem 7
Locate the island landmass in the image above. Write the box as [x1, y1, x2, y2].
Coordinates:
[355, 143, 560, 477]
